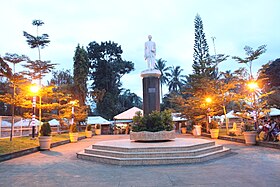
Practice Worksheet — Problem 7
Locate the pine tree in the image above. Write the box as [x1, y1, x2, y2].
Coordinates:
[192, 14, 215, 78]
[73, 44, 89, 107]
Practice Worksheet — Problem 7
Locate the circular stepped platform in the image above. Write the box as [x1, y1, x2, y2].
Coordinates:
[77, 138, 230, 166]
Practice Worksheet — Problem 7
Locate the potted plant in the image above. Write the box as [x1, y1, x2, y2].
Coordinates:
[39, 122, 52, 150]
[209, 120, 219, 139]
[85, 124, 92, 138]
[95, 124, 101, 135]
[243, 122, 257, 145]
[181, 123, 187, 134]
[130, 110, 175, 141]
[192, 121, 201, 137]
[69, 123, 79, 142]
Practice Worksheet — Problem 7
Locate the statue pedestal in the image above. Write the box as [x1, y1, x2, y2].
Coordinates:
[141, 69, 161, 115]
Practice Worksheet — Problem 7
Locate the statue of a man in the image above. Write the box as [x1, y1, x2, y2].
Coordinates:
[144, 35, 156, 69]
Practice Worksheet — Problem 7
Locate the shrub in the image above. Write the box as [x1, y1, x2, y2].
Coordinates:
[86, 124, 92, 131]
[243, 123, 255, 131]
[69, 123, 78, 133]
[132, 110, 173, 132]
[95, 124, 101, 129]
[209, 121, 219, 129]
[40, 122, 52, 136]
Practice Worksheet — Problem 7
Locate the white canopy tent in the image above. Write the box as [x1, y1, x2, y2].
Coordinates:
[87, 116, 111, 125]
[113, 107, 143, 120]
[1, 121, 12, 127]
[48, 119, 60, 126]
[269, 108, 280, 116]
[14, 119, 42, 126]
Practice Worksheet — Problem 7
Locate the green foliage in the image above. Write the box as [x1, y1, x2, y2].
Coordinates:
[40, 122, 52, 136]
[95, 124, 101, 129]
[132, 110, 173, 132]
[73, 44, 89, 107]
[86, 124, 92, 131]
[232, 45, 266, 79]
[258, 58, 280, 108]
[23, 19, 50, 50]
[192, 14, 213, 77]
[69, 123, 78, 133]
[166, 66, 185, 93]
[118, 89, 142, 112]
[209, 121, 219, 129]
[87, 41, 134, 119]
[155, 58, 171, 98]
[243, 123, 255, 132]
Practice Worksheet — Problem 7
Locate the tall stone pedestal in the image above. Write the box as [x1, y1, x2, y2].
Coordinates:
[141, 69, 161, 115]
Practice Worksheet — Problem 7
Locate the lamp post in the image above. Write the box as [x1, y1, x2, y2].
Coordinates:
[70, 101, 76, 125]
[247, 81, 258, 129]
[205, 97, 212, 132]
[30, 84, 39, 139]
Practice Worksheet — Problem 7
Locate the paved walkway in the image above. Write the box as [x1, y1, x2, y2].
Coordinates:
[0, 134, 279, 187]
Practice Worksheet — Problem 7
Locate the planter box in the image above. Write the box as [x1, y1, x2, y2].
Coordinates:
[130, 130, 176, 141]
[69, 133, 79, 143]
[192, 125, 201, 136]
[181, 127, 187, 134]
[95, 129, 101, 135]
[39, 136, 52, 150]
[85, 131, 92, 138]
[210, 129, 219, 139]
[243, 131, 257, 145]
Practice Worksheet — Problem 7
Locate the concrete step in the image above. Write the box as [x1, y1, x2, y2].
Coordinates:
[92, 141, 215, 153]
[77, 147, 231, 166]
[84, 145, 224, 158]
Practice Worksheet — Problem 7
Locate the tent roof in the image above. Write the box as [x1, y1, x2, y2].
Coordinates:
[172, 113, 187, 122]
[113, 107, 143, 120]
[14, 119, 42, 126]
[87, 116, 111, 125]
[269, 108, 280, 116]
[1, 121, 12, 127]
[48, 119, 60, 126]
[221, 110, 240, 119]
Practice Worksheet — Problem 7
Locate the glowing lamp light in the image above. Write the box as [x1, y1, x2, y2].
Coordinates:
[30, 85, 40, 94]
[248, 82, 258, 91]
[205, 97, 212, 103]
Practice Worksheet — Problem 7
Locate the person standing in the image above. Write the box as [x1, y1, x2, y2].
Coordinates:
[144, 35, 156, 69]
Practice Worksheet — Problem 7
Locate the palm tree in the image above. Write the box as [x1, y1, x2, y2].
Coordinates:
[167, 66, 185, 93]
[155, 58, 170, 99]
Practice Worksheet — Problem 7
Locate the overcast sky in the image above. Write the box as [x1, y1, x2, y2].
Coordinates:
[1, 0, 280, 97]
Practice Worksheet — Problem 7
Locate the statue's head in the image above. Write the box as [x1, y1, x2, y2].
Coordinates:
[148, 35, 152, 40]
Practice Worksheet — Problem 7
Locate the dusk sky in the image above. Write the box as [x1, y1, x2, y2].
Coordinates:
[1, 0, 280, 97]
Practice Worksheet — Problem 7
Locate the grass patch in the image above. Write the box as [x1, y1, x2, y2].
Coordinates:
[0, 131, 86, 155]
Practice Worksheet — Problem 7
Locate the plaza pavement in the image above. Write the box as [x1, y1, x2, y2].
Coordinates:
[0, 134, 279, 187]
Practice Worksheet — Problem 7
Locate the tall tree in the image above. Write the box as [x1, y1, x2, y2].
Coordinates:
[23, 19, 53, 125]
[23, 20, 50, 60]
[87, 41, 134, 119]
[155, 58, 170, 100]
[73, 44, 89, 107]
[258, 58, 280, 108]
[166, 66, 185, 93]
[118, 89, 142, 112]
[232, 45, 266, 79]
[2, 53, 29, 141]
[192, 14, 214, 78]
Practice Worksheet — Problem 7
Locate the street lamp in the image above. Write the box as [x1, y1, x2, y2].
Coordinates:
[30, 84, 39, 139]
[247, 81, 258, 128]
[69, 101, 77, 125]
[205, 97, 212, 132]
